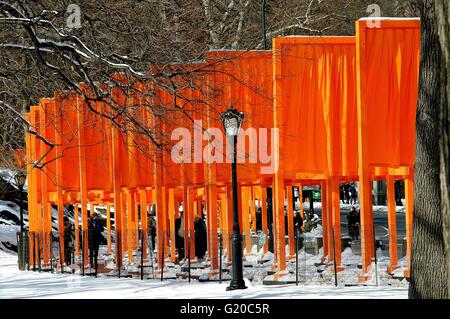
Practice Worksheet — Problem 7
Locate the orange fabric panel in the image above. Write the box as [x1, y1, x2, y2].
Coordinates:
[40, 99, 58, 193]
[277, 41, 326, 178]
[205, 56, 230, 184]
[110, 87, 132, 188]
[324, 44, 358, 177]
[161, 87, 184, 187]
[239, 53, 274, 181]
[57, 93, 81, 192]
[121, 82, 155, 189]
[357, 19, 420, 168]
[206, 51, 273, 183]
[81, 100, 113, 192]
[29, 107, 42, 204]
[273, 37, 357, 179]
[152, 63, 208, 187]
[124, 92, 140, 189]
[24, 113, 35, 263]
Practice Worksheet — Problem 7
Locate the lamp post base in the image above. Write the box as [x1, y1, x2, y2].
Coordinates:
[226, 280, 247, 291]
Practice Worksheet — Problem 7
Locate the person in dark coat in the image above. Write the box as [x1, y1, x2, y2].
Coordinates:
[343, 184, 350, 204]
[88, 212, 104, 273]
[63, 216, 74, 265]
[349, 184, 358, 205]
[174, 210, 185, 261]
[148, 215, 157, 251]
[194, 215, 207, 260]
[293, 211, 304, 250]
[293, 211, 304, 234]
[340, 186, 345, 204]
[268, 222, 274, 253]
[347, 206, 360, 240]
[284, 210, 289, 235]
[255, 207, 263, 231]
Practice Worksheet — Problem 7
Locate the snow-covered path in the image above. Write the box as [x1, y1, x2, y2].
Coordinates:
[0, 251, 407, 299]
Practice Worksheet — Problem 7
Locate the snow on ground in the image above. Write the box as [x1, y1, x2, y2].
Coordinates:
[0, 199, 112, 254]
[0, 250, 407, 299]
[0, 201, 26, 252]
[0, 196, 410, 298]
[0, 179, 409, 299]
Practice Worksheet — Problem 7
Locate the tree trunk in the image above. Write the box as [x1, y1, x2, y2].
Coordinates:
[435, 0, 450, 296]
[409, 0, 448, 299]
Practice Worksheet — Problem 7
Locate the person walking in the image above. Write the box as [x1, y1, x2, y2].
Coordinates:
[343, 184, 350, 204]
[349, 184, 358, 205]
[88, 212, 104, 275]
[63, 216, 74, 266]
[148, 214, 157, 251]
[293, 211, 304, 233]
[340, 185, 345, 204]
[174, 209, 185, 261]
[255, 207, 263, 232]
[293, 211, 304, 250]
[347, 206, 360, 240]
[194, 215, 207, 260]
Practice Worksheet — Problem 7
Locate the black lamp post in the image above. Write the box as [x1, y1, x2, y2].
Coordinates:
[221, 106, 247, 291]
[15, 171, 26, 232]
[261, 0, 267, 50]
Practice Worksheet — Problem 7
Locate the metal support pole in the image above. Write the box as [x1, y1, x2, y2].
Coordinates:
[242, 232, 246, 256]
[118, 231, 121, 278]
[261, 0, 267, 50]
[149, 233, 154, 279]
[81, 231, 84, 276]
[19, 186, 24, 232]
[227, 135, 246, 291]
[295, 229, 299, 286]
[50, 232, 54, 273]
[33, 233, 37, 271]
[219, 232, 223, 283]
[188, 232, 191, 283]
[373, 223, 379, 286]
[22, 231, 30, 271]
[58, 233, 63, 273]
[160, 233, 164, 282]
[72, 235, 75, 268]
[267, 188, 274, 253]
[94, 244, 98, 278]
[140, 229, 144, 280]
[16, 232, 20, 270]
[25, 231, 29, 271]
[332, 227, 338, 287]
[37, 235, 41, 272]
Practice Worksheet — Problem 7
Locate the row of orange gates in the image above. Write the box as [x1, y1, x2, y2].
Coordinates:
[21, 18, 420, 281]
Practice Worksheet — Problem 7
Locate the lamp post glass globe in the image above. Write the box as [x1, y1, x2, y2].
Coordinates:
[224, 118, 238, 137]
[15, 172, 26, 188]
[221, 106, 244, 138]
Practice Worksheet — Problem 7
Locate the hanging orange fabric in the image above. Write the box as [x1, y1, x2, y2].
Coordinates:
[273, 37, 358, 179]
[56, 93, 81, 192]
[205, 51, 274, 184]
[82, 100, 113, 192]
[356, 19, 420, 169]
